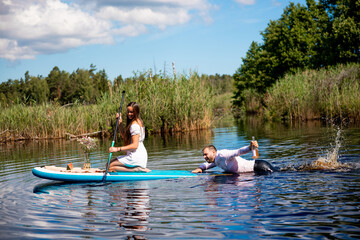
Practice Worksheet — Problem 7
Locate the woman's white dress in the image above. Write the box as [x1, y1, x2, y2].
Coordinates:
[117, 123, 148, 168]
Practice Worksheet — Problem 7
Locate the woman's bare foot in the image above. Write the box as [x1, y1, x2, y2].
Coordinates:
[141, 168, 151, 173]
[134, 167, 151, 172]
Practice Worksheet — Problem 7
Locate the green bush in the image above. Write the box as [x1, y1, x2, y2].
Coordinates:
[263, 63, 360, 121]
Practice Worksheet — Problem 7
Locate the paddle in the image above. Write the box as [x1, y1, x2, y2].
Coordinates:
[102, 90, 126, 182]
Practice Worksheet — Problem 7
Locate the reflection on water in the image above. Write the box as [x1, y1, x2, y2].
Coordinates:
[1, 120, 360, 239]
[108, 182, 151, 234]
[202, 173, 262, 210]
[33, 181, 151, 239]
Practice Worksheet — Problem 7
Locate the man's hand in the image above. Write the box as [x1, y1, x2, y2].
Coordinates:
[191, 168, 203, 173]
[250, 140, 259, 149]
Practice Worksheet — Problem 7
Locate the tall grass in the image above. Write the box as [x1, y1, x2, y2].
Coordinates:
[0, 102, 113, 141]
[0, 72, 214, 142]
[263, 63, 360, 121]
[104, 72, 213, 132]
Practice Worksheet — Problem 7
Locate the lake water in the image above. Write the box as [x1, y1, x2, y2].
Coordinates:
[1, 119, 360, 239]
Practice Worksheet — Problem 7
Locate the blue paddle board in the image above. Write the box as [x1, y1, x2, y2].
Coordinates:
[32, 166, 197, 182]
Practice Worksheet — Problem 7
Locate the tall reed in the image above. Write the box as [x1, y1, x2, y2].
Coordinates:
[0, 72, 214, 141]
[263, 63, 360, 121]
[103, 72, 214, 133]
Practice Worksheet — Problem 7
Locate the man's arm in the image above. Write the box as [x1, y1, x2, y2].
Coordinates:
[191, 162, 216, 173]
[220, 145, 254, 158]
[192, 168, 203, 173]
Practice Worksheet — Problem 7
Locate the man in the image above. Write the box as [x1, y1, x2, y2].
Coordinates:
[192, 142, 276, 174]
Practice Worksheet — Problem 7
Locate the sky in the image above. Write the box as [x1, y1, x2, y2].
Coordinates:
[0, 0, 306, 83]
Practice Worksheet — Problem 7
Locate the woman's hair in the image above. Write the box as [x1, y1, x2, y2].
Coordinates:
[126, 102, 141, 125]
[124, 102, 144, 145]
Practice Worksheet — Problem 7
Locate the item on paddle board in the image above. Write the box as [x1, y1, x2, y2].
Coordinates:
[32, 166, 196, 182]
[251, 136, 259, 159]
[66, 163, 73, 170]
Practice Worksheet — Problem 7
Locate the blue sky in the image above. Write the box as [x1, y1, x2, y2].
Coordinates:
[0, 0, 306, 83]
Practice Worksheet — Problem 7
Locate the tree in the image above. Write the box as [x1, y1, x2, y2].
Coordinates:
[114, 75, 124, 92]
[263, 2, 319, 72]
[46, 66, 70, 103]
[204, 74, 234, 94]
[1, 65, 113, 106]
[233, 41, 274, 105]
[0, 76, 26, 105]
[24, 75, 49, 104]
[326, 0, 360, 64]
[66, 69, 92, 103]
[93, 69, 109, 97]
[0, 92, 6, 106]
[233, 0, 360, 107]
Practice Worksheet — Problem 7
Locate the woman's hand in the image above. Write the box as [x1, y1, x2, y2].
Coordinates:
[109, 147, 121, 153]
[109, 135, 139, 154]
[116, 113, 122, 123]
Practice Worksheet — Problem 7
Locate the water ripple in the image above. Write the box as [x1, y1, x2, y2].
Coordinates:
[1, 125, 360, 239]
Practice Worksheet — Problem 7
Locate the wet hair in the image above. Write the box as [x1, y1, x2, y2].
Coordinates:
[202, 145, 217, 152]
[124, 102, 144, 145]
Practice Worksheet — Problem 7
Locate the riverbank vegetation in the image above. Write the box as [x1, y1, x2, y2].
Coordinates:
[233, 0, 359, 121]
[0, 69, 233, 142]
[263, 63, 360, 121]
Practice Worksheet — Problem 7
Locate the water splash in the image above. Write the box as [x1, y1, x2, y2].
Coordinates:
[298, 128, 350, 171]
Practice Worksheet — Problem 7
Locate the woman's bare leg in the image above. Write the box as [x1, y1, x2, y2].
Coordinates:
[109, 160, 151, 172]
[110, 166, 151, 172]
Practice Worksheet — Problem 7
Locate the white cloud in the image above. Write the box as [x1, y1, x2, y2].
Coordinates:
[77, 0, 209, 10]
[0, 0, 214, 61]
[97, 6, 191, 29]
[0, 0, 112, 60]
[234, 0, 256, 5]
[0, 39, 36, 61]
[113, 24, 148, 37]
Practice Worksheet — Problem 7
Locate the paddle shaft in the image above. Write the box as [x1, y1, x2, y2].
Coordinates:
[102, 90, 126, 182]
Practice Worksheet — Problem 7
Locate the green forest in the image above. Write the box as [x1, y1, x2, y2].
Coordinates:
[233, 0, 359, 116]
[1, 0, 359, 141]
[0, 65, 232, 107]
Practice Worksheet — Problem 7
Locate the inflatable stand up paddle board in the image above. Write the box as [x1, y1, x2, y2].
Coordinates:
[32, 166, 197, 182]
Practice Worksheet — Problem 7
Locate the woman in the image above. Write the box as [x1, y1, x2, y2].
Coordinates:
[108, 102, 150, 172]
